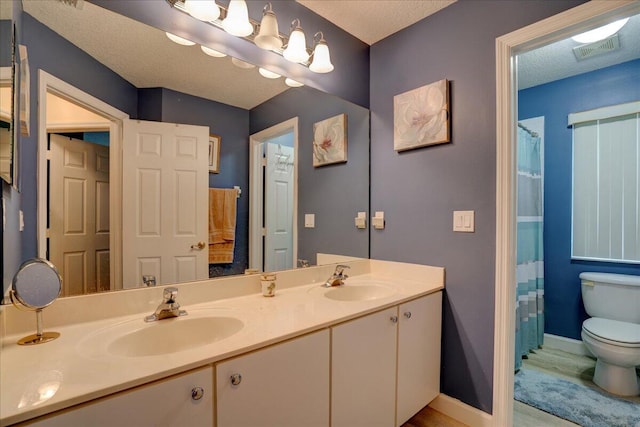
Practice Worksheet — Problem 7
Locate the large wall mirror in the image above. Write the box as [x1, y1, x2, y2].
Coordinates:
[0, 1, 15, 185]
[1, 0, 369, 301]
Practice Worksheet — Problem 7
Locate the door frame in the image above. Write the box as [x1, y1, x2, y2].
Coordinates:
[37, 70, 129, 290]
[248, 117, 299, 271]
[493, 1, 640, 425]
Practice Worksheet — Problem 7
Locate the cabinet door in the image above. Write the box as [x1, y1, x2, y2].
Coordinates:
[216, 329, 330, 427]
[24, 366, 213, 427]
[331, 307, 398, 427]
[396, 291, 443, 426]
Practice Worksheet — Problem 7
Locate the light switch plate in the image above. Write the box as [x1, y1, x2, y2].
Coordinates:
[304, 214, 315, 228]
[453, 210, 474, 232]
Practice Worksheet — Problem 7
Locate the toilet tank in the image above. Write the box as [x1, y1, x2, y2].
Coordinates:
[580, 272, 640, 323]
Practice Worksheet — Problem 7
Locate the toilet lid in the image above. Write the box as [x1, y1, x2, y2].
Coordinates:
[583, 318, 640, 347]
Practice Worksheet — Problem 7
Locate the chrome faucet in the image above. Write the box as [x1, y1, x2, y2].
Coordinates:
[144, 287, 187, 322]
[323, 265, 350, 287]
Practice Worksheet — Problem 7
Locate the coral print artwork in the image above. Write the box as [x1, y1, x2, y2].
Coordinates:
[394, 79, 450, 151]
[313, 113, 347, 167]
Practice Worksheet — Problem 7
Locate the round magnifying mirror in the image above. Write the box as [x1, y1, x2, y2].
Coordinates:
[10, 258, 62, 345]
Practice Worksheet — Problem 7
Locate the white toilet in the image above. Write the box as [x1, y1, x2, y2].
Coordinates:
[580, 272, 640, 396]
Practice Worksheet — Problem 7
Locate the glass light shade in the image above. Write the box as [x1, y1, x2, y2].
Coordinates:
[571, 18, 629, 43]
[201, 45, 227, 57]
[222, 0, 253, 37]
[285, 78, 304, 87]
[309, 41, 333, 73]
[165, 32, 196, 46]
[184, 0, 220, 22]
[258, 68, 281, 79]
[231, 57, 256, 69]
[254, 10, 282, 50]
[283, 28, 309, 63]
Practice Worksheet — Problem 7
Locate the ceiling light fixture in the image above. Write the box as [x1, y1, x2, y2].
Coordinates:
[258, 68, 282, 79]
[222, 0, 253, 37]
[254, 3, 282, 51]
[165, 32, 196, 46]
[285, 78, 304, 87]
[283, 19, 309, 64]
[571, 18, 629, 44]
[231, 57, 256, 69]
[201, 45, 227, 57]
[184, 0, 220, 22]
[309, 32, 334, 73]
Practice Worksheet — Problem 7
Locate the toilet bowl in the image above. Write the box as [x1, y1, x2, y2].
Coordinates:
[580, 272, 640, 397]
[581, 318, 640, 396]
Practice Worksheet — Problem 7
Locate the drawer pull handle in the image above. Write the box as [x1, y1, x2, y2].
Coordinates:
[390, 315, 398, 324]
[404, 311, 412, 319]
[191, 387, 204, 401]
[230, 373, 242, 386]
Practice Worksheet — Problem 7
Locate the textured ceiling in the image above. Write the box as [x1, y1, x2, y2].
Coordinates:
[22, 0, 288, 109]
[296, 0, 456, 45]
[518, 14, 640, 89]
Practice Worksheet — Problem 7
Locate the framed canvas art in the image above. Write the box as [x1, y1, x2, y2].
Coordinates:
[394, 79, 450, 151]
[313, 113, 347, 167]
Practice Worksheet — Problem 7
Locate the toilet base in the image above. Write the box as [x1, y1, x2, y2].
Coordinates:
[593, 359, 640, 396]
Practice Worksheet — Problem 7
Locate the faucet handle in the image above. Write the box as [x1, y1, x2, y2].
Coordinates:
[335, 265, 350, 276]
[163, 287, 178, 303]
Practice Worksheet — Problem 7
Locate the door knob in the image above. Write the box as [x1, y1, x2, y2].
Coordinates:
[191, 241, 206, 250]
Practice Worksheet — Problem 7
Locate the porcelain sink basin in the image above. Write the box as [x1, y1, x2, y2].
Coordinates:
[79, 311, 244, 358]
[108, 316, 244, 357]
[323, 282, 396, 302]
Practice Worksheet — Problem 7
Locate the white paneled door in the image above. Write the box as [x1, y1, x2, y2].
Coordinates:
[264, 142, 294, 271]
[122, 120, 209, 288]
[49, 134, 111, 296]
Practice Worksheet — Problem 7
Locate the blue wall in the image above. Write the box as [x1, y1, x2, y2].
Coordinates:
[519, 59, 640, 341]
[250, 86, 370, 263]
[369, 0, 585, 413]
[0, 20, 11, 66]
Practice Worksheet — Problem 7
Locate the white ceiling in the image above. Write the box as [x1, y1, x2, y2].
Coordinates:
[19, 1, 640, 108]
[295, 0, 456, 45]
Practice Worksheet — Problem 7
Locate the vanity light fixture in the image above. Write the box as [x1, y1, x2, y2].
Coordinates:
[201, 45, 227, 57]
[309, 32, 334, 73]
[231, 57, 256, 69]
[254, 3, 282, 50]
[258, 68, 281, 79]
[168, 0, 333, 73]
[571, 18, 629, 43]
[165, 32, 196, 46]
[222, 0, 254, 37]
[283, 19, 310, 63]
[184, 0, 220, 22]
[285, 78, 304, 87]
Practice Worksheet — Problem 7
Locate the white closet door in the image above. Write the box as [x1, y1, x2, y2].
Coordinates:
[264, 143, 295, 271]
[122, 119, 209, 288]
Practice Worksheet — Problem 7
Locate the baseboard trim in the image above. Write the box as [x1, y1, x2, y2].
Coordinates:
[430, 393, 493, 427]
[543, 333, 590, 356]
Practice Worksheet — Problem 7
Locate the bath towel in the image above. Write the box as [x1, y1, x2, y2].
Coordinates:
[209, 188, 238, 264]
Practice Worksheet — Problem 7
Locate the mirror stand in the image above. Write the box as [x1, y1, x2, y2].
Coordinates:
[10, 258, 62, 345]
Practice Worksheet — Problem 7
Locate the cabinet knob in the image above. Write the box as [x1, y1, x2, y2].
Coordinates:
[191, 387, 204, 401]
[404, 311, 412, 319]
[230, 373, 242, 386]
[390, 315, 398, 324]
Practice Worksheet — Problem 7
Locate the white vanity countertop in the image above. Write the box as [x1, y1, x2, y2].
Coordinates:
[0, 260, 443, 425]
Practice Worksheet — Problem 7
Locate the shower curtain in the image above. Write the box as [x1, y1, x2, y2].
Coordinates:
[515, 124, 544, 371]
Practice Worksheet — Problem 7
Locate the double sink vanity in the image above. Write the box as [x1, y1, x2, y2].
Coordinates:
[0, 259, 444, 426]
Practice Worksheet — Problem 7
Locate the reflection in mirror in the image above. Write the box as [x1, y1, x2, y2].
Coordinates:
[2, 1, 370, 300]
[0, 5, 14, 184]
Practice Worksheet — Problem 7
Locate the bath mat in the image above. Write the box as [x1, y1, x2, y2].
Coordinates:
[514, 368, 640, 427]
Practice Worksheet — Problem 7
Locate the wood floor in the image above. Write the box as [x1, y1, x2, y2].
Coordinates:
[402, 346, 640, 427]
